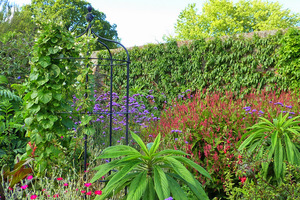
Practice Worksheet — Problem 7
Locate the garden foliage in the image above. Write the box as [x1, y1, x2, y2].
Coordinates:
[23, 21, 87, 174]
[97, 28, 300, 110]
[144, 89, 300, 198]
[91, 132, 211, 200]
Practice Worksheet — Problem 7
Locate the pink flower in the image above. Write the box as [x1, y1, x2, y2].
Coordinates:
[95, 190, 102, 195]
[53, 194, 59, 198]
[64, 183, 68, 186]
[27, 175, 33, 180]
[84, 183, 92, 187]
[8, 187, 13, 191]
[30, 195, 38, 199]
[81, 190, 86, 194]
[21, 185, 28, 190]
[76, 188, 78, 191]
[42, 189, 46, 192]
[61, 136, 63, 138]
[56, 177, 63, 181]
[86, 191, 92, 195]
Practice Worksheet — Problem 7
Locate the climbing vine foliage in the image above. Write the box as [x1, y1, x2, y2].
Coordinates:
[97, 29, 300, 109]
[23, 21, 95, 173]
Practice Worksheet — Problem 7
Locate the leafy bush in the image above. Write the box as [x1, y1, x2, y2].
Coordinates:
[224, 156, 300, 199]
[239, 112, 300, 181]
[276, 28, 300, 89]
[144, 88, 300, 198]
[0, 75, 26, 170]
[91, 132, 211, 200]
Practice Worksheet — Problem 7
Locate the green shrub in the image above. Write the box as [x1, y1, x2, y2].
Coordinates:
[238, 112, 300, 181]
[91, 132, 211, 200]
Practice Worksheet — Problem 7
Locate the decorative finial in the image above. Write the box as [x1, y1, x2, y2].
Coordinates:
[86, 5, 94, 22]
[87, 5, 93, 12]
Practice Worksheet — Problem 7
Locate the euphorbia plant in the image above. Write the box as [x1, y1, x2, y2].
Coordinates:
[91, 132, 211, 200]
[238, 113, 300, 180]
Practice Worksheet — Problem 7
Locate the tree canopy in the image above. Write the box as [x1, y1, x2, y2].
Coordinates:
[27, 0, 119, 45]
[0, 0, 119, 85]
[174, 0, 300, 40]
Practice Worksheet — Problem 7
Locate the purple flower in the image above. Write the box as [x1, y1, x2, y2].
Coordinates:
[289, 112, 295, 115]
[288, 116, 292, 119]
[185, 141, 188, 144]
[17, 76, 21, 79]
[259, 110, 264, 114]
[175, 138, 178, 141]
[171, 130, 182, 133]
[285, 105, 293, 109]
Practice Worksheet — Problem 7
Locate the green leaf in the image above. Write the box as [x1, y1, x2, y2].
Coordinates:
[80, 115, 92, 126]
[104, 160, 142, 194]
[0, 75, 8, 84]
[83, 127, 95, 136]
[39, 56, 51, 68]
[29, 72, 39, 81]
[154, 165, 170, 199]
[38, 90, 52, 104]
[131, 131, 150, 156]
[172, 156, 211, 180]
[50, 64, 61, 78]
[153, 166, 166, 200]
[127, 171, 148, 200]
[91, 159, 120, 183]
[149, 133, 161, 155]
[274, 139, 283, 179]
[284, 134, 295, 164]
[166, 174, 188, 200]
[97, 145, 140, 159]
[25, 117, 33, 126]
[53, 93, 62, 101]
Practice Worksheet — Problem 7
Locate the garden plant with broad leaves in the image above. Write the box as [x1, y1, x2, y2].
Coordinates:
[91, 132, 211, 200]
[238, 112, 300, 181]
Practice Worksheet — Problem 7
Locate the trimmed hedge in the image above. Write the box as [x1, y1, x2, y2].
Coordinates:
[96, 28, 300, 109]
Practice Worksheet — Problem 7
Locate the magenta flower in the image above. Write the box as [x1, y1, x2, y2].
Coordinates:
[84, 183, 92, 187]
[30, 195, 38, 199]
[57, 177, 63, 181]
[86, 191, 92, 195]
[27, 175, 33, 180]
[21, 185, 28, 190]
[95, 190, 102, 195]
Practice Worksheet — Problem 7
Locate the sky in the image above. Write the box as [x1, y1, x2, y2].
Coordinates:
[12, 0, 300, 48]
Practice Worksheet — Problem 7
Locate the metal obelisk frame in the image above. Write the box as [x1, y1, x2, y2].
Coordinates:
[75, 5, 130, 174]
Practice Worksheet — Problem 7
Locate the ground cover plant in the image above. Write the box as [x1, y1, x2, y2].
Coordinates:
[144, 88, 300, 199]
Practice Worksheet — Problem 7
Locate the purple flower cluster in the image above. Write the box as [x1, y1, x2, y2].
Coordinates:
[71, 91, 160, 144]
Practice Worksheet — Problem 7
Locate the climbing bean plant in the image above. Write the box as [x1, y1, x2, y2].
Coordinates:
[97, 30, 299, 110]
[23, 21, 96, 175]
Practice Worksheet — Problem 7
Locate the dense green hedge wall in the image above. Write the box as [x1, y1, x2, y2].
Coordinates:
[97, 29, 300, 108]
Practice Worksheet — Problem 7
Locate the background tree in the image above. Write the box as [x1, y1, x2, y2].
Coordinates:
[174, 0, 300, 40]
[0, 1, 35, 86]
[27, 0, 119, 48]
[0, 0, 119, 86]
